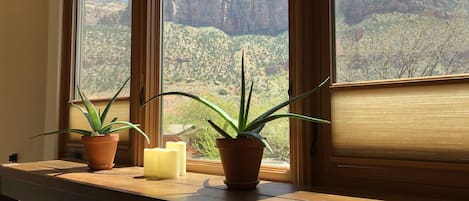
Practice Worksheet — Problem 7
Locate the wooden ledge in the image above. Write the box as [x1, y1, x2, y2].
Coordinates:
[0, 160, 382, 201]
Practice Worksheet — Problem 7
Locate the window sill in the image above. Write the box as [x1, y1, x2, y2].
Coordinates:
[0, 160, 405, 201]
[186, 159, 292, 183]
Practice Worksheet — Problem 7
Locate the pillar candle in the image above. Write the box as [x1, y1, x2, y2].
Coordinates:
[156, 148, 179, 179]
[143, 148, 158, 177]
[166, 141, 186, 176]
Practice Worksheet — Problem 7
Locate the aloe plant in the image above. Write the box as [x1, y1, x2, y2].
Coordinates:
[33, 78, 150, 144]
[141, 55, 330, 152]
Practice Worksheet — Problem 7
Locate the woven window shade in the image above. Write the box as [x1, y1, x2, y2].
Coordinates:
[331, 83, 469, 163]
[69, 100, 130, 143]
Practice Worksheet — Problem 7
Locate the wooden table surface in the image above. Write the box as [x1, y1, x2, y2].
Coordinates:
[0, 160, 417, 201]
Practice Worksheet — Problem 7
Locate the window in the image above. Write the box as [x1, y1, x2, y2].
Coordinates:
[60, 0, 133, 164]
[329, 0, 469, 196]
[160, 0, 290, 168]
[61, 0, 326, 185]
[332, 0, 469, 162]
[59, 0, 469, 196]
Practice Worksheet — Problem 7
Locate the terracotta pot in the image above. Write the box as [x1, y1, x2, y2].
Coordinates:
[216, 138, 265, 190]
[82, 134, 119, 170]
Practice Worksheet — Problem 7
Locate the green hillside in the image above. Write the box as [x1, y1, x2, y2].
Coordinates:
[160, 22, 290, 163]
[336, 12, 469, 82]
[80, 24, 131, 98]
[79, 21, 291, 163]
[162, 22, 288, 93]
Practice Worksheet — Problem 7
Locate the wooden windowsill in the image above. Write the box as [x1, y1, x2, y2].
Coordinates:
[0, 160, 406, 201]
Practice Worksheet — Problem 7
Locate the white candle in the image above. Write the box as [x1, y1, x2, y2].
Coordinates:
[156, 148, 179, 179]
[166, 141, 187, 176]
[143, 148, 158, 177]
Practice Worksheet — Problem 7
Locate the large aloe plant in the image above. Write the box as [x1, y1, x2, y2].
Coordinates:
[33, 78, 150, 144]
[141, 55, 329, 152]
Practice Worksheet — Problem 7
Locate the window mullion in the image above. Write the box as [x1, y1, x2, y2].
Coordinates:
[130, 0, 161, 166]
[289, 0, 331, 186]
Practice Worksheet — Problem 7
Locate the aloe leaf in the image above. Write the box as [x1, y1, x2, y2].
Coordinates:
[142, 91, 239, 132]
[252, 123, 265, 134]
[247, 77, 330, 129]
[238, 131, 273, 153]
[243, 81, 254, 129]
[106, 125, 135, 134]
[207, 119, 233, 139]
[102, 117, 119, 133]
[102, 121, 150, 144]
[77, 87, 102, 132]
[102, 127, 111, 133]
[101, 77, 129, 123]
[246, 113, 330, 131]
[70, 102, 87, 114]
[110, 117, 118, 122]
[70, 102, 95, 130]
[238, 54, 246, 129]
[31, 128, 92, 138]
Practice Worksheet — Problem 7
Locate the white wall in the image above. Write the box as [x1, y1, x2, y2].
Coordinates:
[0, 0, 61, 163]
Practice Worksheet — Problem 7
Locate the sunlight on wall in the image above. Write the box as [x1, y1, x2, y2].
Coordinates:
[0, 0, 60, 163]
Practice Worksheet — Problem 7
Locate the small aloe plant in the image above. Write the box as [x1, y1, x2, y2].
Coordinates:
[33, 78, 150, 144]
[141, 55, 329, 152]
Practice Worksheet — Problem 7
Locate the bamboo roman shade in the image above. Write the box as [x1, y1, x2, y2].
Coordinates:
[331, 83, 469, 163]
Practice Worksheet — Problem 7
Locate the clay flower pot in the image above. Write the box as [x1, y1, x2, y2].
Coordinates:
[216, 138, 265, 190]
[82, 134, 119, 170]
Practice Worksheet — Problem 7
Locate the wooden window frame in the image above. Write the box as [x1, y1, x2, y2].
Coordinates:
[60, 0, 469, 197]
[59, 0, 138, 165]
[59, 0, 327, 184]
[132, 0, 308, 183]
[129, 0, 161, 165]
[288, 0, 331, 186]
[58, 0, 74, 159]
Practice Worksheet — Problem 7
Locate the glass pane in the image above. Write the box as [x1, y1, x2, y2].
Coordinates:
[334, 0, 469, 83]
[161, 0, 289, 167]
[76, 0, 131, 99]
